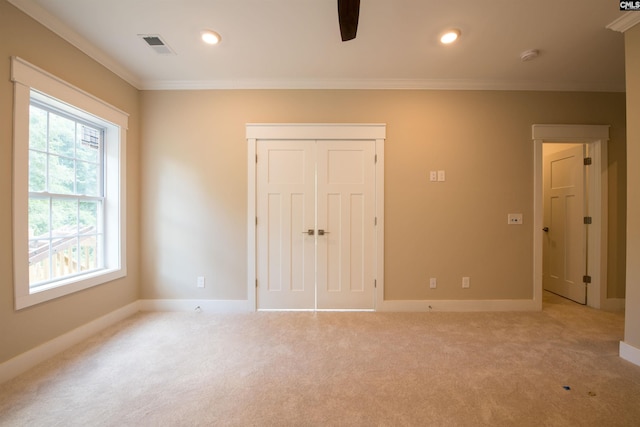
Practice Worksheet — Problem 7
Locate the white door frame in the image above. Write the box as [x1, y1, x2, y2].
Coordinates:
[246, 123, 386, 311]
[532, 124, 609, 309]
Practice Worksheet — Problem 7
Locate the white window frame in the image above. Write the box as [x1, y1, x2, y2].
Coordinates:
[11, 57, 128, 310]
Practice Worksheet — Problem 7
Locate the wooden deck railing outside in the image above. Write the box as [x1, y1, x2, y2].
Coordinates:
[29, 226, 98, 285]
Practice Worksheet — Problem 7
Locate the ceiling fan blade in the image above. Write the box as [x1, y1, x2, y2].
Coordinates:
[337, 0, 360, 41]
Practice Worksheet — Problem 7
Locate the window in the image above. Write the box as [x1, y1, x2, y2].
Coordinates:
[29, 95, 105, 286]
[12, 57, 128, 309]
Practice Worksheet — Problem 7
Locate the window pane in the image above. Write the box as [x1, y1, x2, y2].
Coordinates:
[49, 155, 75, 194]
[49, 113, 75, 157]
[79, 201, 99, 232]
[29, 105, 47, 151]
[52, 238, 78, 279]
[76, 125, 100, 162]
[29, 239, 51, 285]
[28, 150, 47, 192]
[79, 236, 98, 271]
[76, 160, 100, 196]
[51, 199, 78, 237]
[28, 198, 50, 237]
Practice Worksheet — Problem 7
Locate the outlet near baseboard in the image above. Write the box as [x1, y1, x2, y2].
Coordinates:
[462, 277, 470, 288]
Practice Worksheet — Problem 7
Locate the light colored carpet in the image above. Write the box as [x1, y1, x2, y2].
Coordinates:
[1, 292, 639, 426]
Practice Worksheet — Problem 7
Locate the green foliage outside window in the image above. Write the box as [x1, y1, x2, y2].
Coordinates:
[28, 103, 103, 285]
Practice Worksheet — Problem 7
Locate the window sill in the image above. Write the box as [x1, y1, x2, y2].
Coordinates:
[15, 267, 126, 310]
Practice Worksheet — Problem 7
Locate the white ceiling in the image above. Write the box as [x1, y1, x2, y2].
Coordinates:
[8, 0, 638, 91]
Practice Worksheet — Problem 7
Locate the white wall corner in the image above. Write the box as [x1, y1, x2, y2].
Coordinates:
[620, 341, 640, 367]
[0, 301, 140, 384]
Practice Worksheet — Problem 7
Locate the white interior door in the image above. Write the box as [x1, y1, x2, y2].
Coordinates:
[256, 139, 376, 310]
[316, 140, 376, 310]
[256, 140, 316, 309]
[542, 144, 587, 304]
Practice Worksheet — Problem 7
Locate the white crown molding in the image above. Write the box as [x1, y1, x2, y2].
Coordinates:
[140, 78, 625, 92]
[8, 0, 142, 89]
[607, 12, 640, 33]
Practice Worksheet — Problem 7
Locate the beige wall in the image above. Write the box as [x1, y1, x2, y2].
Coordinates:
[0, 1, 140, 363]
[625, 24, 640, 348]
[0, 0, 631, 365]
[140, 89, 626, 303]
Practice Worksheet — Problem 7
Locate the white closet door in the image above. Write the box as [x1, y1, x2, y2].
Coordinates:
[256, 140, 316, 310]
[316, 140, 376, 310]
[256, 139, 376, 310]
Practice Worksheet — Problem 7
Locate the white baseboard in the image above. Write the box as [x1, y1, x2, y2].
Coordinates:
[620, 341, 640, 367]
[378, 298, 540, 312]
[139, 298, 252, 313]
[0, 301, 140, 384]
[601, 298, 625, 312]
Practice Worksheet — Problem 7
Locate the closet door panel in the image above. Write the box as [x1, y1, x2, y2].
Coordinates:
[316, 140, 376, 310]
[257, 140, 315, 310]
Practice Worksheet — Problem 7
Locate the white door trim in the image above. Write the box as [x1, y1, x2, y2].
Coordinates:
[532, 124, 609, 309]
[246, 124, 386, 311]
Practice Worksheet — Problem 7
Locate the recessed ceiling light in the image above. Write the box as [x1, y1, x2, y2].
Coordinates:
[440, 29, 461, 45]
[201, 30, 221, 45]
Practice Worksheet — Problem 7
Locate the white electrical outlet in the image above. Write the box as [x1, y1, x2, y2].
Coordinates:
[429, 171, 438, 182]
[462, 277, 470, 288]
[437, 170, 446, 182]
[429, 277, 437, 289]
[197, 276, 205, 288]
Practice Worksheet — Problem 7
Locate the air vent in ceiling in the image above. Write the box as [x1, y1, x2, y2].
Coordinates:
[139, 34, 175, 55]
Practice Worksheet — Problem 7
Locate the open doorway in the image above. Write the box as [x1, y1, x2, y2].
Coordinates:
[532, 125, 609, 310]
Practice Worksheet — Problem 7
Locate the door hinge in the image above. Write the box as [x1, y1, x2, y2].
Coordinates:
[374, 217, 377, 226]
[374, 279, 377, 288]
[256, 154, 258, 163]
[256, 279, 258, 288]
[583, 275, 592, 284]
[256, 217, 258, 226]
[584, 157, 592, 166]
[375, 154, 377, 164]
[584, 216, 592, 225]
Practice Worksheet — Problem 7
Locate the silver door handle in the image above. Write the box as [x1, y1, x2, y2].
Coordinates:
[302, 229, 315, 235]
[318, 229, 329, 236]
